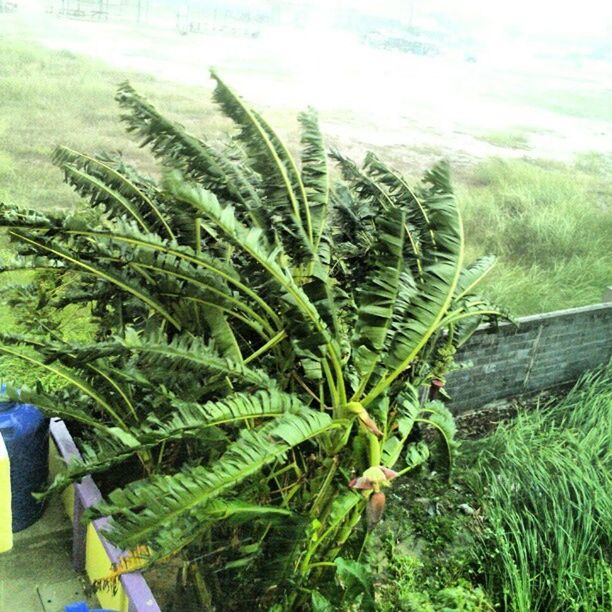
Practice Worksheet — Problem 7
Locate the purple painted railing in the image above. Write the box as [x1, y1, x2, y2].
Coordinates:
[50, 418, 161, 612]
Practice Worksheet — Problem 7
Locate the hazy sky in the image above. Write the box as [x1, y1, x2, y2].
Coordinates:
[380, 0, 612, 40]
[18, 1, 612, 46]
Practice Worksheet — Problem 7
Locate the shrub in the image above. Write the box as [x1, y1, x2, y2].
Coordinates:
[0, 74, 503, 608]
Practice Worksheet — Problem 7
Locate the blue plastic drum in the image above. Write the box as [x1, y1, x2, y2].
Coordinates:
[0, 398, 49, 531]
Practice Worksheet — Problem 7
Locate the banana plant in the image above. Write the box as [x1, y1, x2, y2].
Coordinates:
[0, 73, 506, 608]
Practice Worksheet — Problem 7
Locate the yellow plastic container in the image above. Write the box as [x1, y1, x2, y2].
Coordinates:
[0, 432, 13, 553]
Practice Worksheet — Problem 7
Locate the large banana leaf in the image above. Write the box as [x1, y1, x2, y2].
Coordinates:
[115, 83, 266, 231]
[53, 146, 175, 238]
[298, 108, 329, 251]
[210, 71, 314, 261]
[119, 328, 273, 388]
[43, 389, 307, 497]
[93, 409, 338, 552]
[352, 207, 406, 378]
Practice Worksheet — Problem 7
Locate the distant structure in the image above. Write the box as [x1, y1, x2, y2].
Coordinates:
[173, 1, 263, 38]
[0, 1, 18, 13]
[46, 0, 149, 23]
[39, 0, 445, 57]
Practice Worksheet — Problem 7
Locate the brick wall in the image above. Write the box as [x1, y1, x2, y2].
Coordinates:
[445, 303, 612, 413]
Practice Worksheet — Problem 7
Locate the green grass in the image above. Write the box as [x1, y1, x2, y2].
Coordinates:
[373, 368, 611, 610]
[519, 89, 612, 123]
[459, 156, 612, 314]
[0, 39, 233, 212]
[467, 366, 612, 611]
[477, 129, 530, 150]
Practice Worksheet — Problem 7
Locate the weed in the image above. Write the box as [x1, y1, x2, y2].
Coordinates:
[370, 470, 494, 611]
[477, 129, 530, 150]
[459, 157, 612, 314]
[468, 365, 612, 611]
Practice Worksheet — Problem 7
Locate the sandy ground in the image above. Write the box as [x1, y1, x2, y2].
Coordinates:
[2, 7, 611, 172]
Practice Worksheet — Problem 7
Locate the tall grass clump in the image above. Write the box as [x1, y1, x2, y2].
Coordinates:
[477, 128, 530, 150]
[469, 366, 612, 611]
[459, 157, 612, 315]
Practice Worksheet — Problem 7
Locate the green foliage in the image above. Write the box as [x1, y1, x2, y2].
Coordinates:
[369, 511, 492, 612]
[468, 366, 612, 611]
[477, 128, 530, 150]
[0, 74, 502, 608]
[333, 557, 376, 610]
[379, 558, 491, 612]
[459, 157, 612, 314]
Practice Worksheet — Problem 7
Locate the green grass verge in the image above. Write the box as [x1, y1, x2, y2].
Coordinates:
[477, 129, 530, 150]
[519, 89, 612, 123]
[459, 156, 612, 314]
[468, 366, 612, 611]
